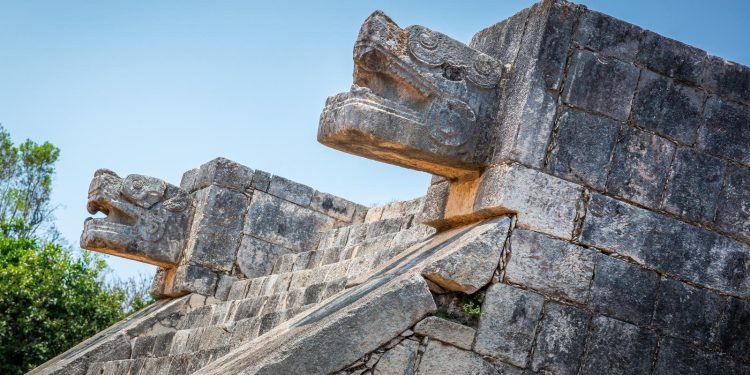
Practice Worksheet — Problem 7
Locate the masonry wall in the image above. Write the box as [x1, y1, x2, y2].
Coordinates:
[413, 1, 750, 373]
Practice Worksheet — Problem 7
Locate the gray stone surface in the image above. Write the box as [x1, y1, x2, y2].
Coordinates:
[236, 236, 291, 278]
[714, 297, 750, 361]
[310, 191, 363, 222]
[547, 109, 619, 189]
[637, 31, 706, 83]
[474, 283, 544, 367]
[698, 96, 750, 167]
[589, 255, 659, 325]
[573, 10, 642, 61]
[250, 170, 271, 192]
[372, 339, 418, 375]
[632, 70, 705, 144]
[562, 49, 639, 121]
[662, 148, 726, 222]
[413, 316, 476, 350]
[319, 11, 503, 178]
[171, 264, 219, 296]
[476, 163, 581, 239]
[194, 157, 254, 192]
[418, 340, 497, 375]
[531, 303, 589, 375]
[654, 336, 749, 375]
[701, 55, 750, 103]
[505, 229, 595, 304]
[716, 165, 750, 242]
[579, 316, 657, 375]
[654, 278, 723, 343]
[244, 191, 334, 252]
[268, 175, 314, 207]
[422, 217, 510, 294]
[606, 126, 675, 207]
[420, 180, 450, 224]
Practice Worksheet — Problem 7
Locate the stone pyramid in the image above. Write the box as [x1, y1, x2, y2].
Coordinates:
[31, 1, 749, 374]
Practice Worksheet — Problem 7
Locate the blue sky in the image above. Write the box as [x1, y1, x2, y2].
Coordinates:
[1, 0, 748, 282]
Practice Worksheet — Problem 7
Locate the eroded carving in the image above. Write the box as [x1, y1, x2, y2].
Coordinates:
[318, 11, 503, 179]
[81, 169, 193, 266]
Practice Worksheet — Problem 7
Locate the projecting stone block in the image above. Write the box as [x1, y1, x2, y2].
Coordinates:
[244, 191, 334, 252]
[698, 96, 750, 167]
[573, 9, 642, 61]
[192, 185, 248, 232]
[653, 337, 749, 375]
[606, 126, 675, 207]
[250, 170, 271, 192]
[193, 157, 254, 192]
[474, 283, 544, 367]
[654, 278, 722, 343]
[548, 109, 619, 189]
[579, 316, 657, 375]
[310, 191, 363, 222]
[714, 297, 750, 361]
[236, 236, 291, 278]
[662, 148, 726, 222]
[632, 70, 705, 144]
[531, 303, 589, 375]
[413, 316, 476, 350]
[422, 217, 510, 294]
[589, 255, 659, 325]
[418, 340, 497, 375]
[170, 264, 219, 296]
[716, 165, 750, 242]
[476, 163, 581, 239]
[470, 6, 529, 68]
[637, 31, 706, 83]
[562, 49, 639, 121]
[701, 55, 750, 103]
[505, 229, 595, 303]
[267, 175, 315, 206]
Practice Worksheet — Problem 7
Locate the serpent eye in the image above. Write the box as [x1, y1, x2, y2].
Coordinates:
[132, 178, 144, 191]
[418, 31, 438, 50]
[473, 55, 493, 76]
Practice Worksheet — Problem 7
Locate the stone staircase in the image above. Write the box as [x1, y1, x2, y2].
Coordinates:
[83, 199, 434, 375]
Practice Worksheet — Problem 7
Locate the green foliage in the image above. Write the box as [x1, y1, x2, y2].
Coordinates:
[0, 125, 60, 237]
[461, 292, 484, 317]
[0, 221, 127, 375]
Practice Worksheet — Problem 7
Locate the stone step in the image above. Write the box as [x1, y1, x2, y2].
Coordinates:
[316, 215, 415, 251]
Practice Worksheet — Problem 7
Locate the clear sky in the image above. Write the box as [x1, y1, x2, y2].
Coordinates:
[1, 0, 748, 282]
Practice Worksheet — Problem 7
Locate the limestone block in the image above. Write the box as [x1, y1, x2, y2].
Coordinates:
[637, 30, 706, 83]
[413, 316, 476, 350]
[476, 163, 581, 239]
[188, 185, 248, 270]
[236, 236, 291, 278]
[310, 191, 363, 222]
[653, 337, 749, 375]
[530, 303, 589, 375]
[698, 96, 750, 167]
[582, 193, 750, 296]
[579, 316, 657, 375]
[474, 283, 544, 366]
[662, 148, 726, 222]
[180, 168, 199, 192]
[605, 126, 675, 207]
[372, 339, 419, 375]
[714, 297, 750, 361]
[573, 9, 642, 61]
[28, 333, 132, 375]
[504, 229, 595, 303]
[194, 157, 254, 192]
[366, 217, 409, 239]
[548, 108, 619, 189]
[250, 169, 271, 192]
[654, 278, 722, 343]
[562, 49, 639, 121]
[170, 264, 219, 296]
[701, 55, 750, 104]
[418, 340, 497, 375]
[420, 180, 450, 224]
[632, 70, 705, 144]
[716, 165, 750, 242]
[589, 255, 659, 325]
[244, 191, 335, 252]
[470, 6, 529, 73]
[214, 274, 238, 301]
[268, 175, 314, 206]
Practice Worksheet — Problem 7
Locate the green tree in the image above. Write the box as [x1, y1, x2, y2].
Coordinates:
[0, 220, 126, 374]
[0, 125, 60, 237]
[0, 126, 155, 374]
